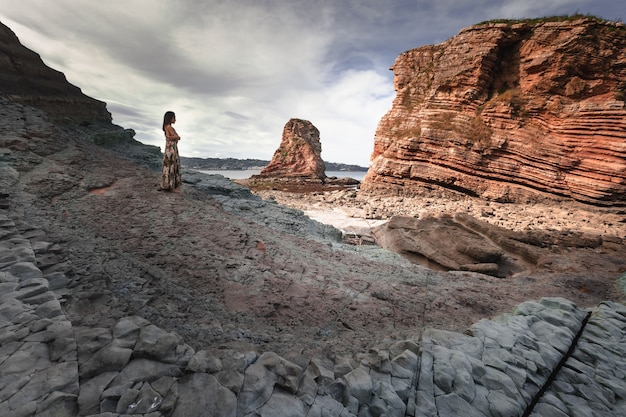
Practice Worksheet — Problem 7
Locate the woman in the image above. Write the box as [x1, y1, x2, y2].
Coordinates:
[160, 111, 182, 192]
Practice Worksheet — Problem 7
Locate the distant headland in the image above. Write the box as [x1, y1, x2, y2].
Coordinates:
[180, 156, 368, 172]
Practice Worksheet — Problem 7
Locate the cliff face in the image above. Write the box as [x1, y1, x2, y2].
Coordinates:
[2, 19, 626, 417]
[0, 21, 162, 168]
[0, 21, 111, 124]
[362, 17, 626, 205]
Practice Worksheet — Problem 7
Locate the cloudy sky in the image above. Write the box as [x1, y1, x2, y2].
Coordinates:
[2, 1, 624, 166]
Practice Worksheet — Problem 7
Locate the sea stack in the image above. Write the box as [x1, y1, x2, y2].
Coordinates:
[255, 118, 326, 182]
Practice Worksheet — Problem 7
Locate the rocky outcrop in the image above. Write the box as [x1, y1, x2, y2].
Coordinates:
[0, 21, 162, 168]
[0, 22, 111, 125]
[2, 18, 626, 417]
[254, 118, 326, 181]
[2, 218, 626, 416]
[371, 212, 623, 277]
[362, 17, 626, 206]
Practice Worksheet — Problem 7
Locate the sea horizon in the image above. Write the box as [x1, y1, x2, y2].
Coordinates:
[195, 169, 368, 181]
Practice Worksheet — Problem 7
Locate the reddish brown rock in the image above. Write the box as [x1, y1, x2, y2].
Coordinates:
[255, 118, 326, 182]
[362, 17, 626, 206]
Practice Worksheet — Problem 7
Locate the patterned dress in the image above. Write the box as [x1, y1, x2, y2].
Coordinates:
[160, 135, 182, 191]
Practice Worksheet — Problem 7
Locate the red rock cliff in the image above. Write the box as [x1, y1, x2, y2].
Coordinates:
[362, 17, 626, 205]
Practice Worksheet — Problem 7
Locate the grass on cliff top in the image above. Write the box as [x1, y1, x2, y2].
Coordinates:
[479, 13, 621, 26]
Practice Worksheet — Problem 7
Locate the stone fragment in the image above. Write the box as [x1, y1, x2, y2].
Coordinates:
[295, 367, 318, 405]
[0, 282, 19, 294]
[134, 324, 183, 362]
[186, 350, 222, 373]
[369, 380, 405, 417]
[477, 365, 520, 400]
[75, 327, 113, 358]
[8, 262, 42, 280]
[342, 367, 372, 405]
[171, 373, 236, 417]
[307, 394, 346, 417]
[10, 400, 37, 417]
[112, 315, 150, 339]
[310, 355, 337, 387]
[80, 344, 133, 379]
[77, 371, 118, 416]
[7, 362, 78, 411]
[215, 370, 244, 395]
[2, 343, 51, 374]
[435, 393, 484, 417]
[255, 390, 307, 417]
[459, 263, 499, 274]
[530, 402, 570, 417]
[115, 387, 140, 414]
[110, 358, 183, 387]
[449, 352, 476, 403]
[34, 299, 63, 319]
[34, 391, 77, 417]
[487, 389, 521, 417]
[238, 351, 304, 414]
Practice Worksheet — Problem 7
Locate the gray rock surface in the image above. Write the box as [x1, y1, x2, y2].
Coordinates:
[1, 185, 626, 416]
[0, 95, 624, 416]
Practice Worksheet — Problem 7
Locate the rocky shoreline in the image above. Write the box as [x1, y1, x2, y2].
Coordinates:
[252, 187, 626, 239]
[3, 16, 626, 415]
[0, 97, 625, 416]
[2, 168, 626, 416]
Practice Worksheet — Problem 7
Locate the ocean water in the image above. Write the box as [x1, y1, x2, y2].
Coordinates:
[196, 169, 368, 182]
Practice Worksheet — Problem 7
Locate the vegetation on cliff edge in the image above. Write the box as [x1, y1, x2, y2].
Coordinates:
[479, 13, 623, 26]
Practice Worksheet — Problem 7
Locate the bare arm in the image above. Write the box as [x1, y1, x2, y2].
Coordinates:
[165, 125, 181, 141]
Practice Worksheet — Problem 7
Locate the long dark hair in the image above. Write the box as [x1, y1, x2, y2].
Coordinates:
[162, 111, 175, 131]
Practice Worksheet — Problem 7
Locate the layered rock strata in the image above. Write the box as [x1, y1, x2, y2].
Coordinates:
[363, 17, 626, 205]
[254, 118, 326, 182]
[0, 22, 110, 125]
[1, 213, 625, 416]
[2, 18, 626, 417]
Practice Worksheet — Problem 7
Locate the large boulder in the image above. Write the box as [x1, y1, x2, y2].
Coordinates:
[371, 212, 614, 277]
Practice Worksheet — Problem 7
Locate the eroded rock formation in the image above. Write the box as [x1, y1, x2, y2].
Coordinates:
[362, 17, 626, 205]
[0, 21, 161, 168]
[255, 118, 326, 181]
[3, 18, 626, 417]
[0, 22, 111, 124]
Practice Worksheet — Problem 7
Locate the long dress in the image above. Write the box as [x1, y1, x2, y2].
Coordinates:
[160, 136, 182, 190]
